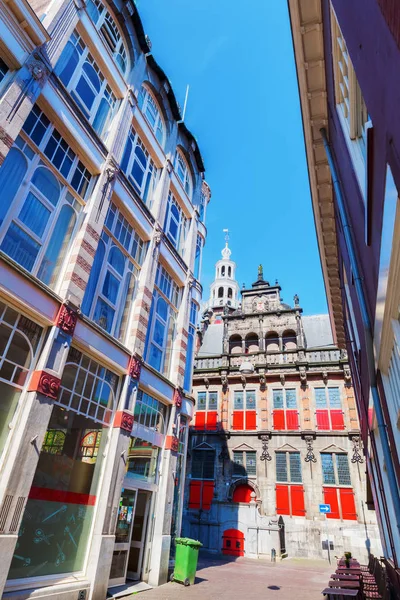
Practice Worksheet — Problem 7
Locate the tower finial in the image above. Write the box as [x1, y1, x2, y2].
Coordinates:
[258, 264, 263, 281]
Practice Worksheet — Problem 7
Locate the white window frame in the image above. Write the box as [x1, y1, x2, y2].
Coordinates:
[164, 191, 189, 254]
[86, 0, 129, 74]
[121, 127, 158, 207]
[138, 85, 165, 147]
[175, 150, 193, 199]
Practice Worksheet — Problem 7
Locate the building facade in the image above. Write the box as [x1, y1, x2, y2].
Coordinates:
[288, 0, 400, 568]
[183, 242, 381, 562]
[0, 1, 209, 598]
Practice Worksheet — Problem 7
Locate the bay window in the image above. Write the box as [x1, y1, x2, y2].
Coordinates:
[184, 301, 198, 392]
[276, 451, 305, 517]
[55, 31, 119, 139]
[164, 191, 189, 254]
[145, 265, 180, 377]
[315, 386, 344, 430]
[322, 452, 356, 520]
[272, 388, 299, 430]
[9, 348, 118, 580]
[194, 390, 218, 431]
[121, 127, 158, 207]
[82, 202, 147, 342]
[0, 106, 91, 288]
[175, 150, 192, 198]
[138, 85, 165, 146]
[86, 0, 128, 74]
[232, 390, 257, 430]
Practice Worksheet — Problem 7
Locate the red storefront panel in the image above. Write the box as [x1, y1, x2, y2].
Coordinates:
[245, 410, 257, 430]
[316, 409, 330, 430]
[188, 481, 202, 509]
[206, 411, 218, 431]
[286, 410, 299, 430]
[232, 411, 244, 430]
[323, 487, 340, 519]
[276, 484, 290, 515]
[330, 410, 345, 430]
[290, 485, 306, 516]
[273, 410, 285, 430]
[340, 488, 357, 520]
[194, 412, 205, 431]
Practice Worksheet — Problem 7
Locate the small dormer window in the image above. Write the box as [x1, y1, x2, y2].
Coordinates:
[176, 150, 192, 198]
[138, 86, 165, 146]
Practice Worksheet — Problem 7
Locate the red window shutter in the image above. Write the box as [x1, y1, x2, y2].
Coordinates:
[340, 488, 357, 520]
[330, 410, 345, 430]
[245, 410, 257, 430]
[273, 410, 285, 430]
[202, 481, 215, 510]
[194, 412, 205, 431]
[276, 484, 290, 515]
[286, 410, 299, 430]
[323, 487, 340, 519]
[206, 411, 218, 431]
[290, 485, 306, 516]
[316, 409, 330, 430]
[232, 484, 253, 503]
[188, 481, 202, 509]
[232, 411, 244, 430]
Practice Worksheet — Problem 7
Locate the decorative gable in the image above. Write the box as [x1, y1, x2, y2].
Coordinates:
[320, 443, 347, 454]
[232, 442, 255, 451]
[275, 443, 299, 452]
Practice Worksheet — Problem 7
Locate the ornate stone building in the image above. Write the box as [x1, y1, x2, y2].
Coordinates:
[183, 241, 381, 561]
[0, 1, 209, 598]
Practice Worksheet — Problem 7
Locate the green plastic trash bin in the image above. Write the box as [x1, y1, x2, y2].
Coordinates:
[172, 537, 202, 586]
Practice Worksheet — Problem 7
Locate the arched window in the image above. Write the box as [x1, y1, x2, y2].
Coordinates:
[245, 333, 259, 353]
[228, 288, 233, 298]
[221, 265, 225, 276]
[121, 127, 158, 207]
[86, 0, 129, 74]
[80, 430, 102, 462]
[0, 148, 28, 226]
[228, 266, 232, 277]
[232, 484, 253, 503]
[283, 330, 297, 350]
[229, 335, 242, 354]
[138, 85, 165, 146]
[175, 150, 192, 198]
[266, 332, 280, 352]
[218, 287, 224, 298]
[164, 191, 188, 254]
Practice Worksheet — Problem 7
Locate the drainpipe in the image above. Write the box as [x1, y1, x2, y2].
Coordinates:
[320, 128, 400, 539]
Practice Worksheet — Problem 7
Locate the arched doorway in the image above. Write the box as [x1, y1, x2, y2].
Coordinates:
[222, 529, 245, 556]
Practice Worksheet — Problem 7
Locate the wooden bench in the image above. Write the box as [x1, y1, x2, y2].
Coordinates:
[322, 588, 360, 599]
[331, 574, 360, 582]
[329, 581, 360, 589]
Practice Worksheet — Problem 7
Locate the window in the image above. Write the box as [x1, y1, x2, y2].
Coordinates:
[0, 57, 9, 85]
[315, 387, 344, 430]
[282, 330, 297, 350]
[9, 349, 118, 580]
[266, 332, 280, 352]
[275, 451, 305, 517]
[245, 333, 258, 353]
[184, 301, 198, 392]
[145, 265, 180, 377]
[197, 187, 207, 222]
[0, 302, 42, 458]
[229, 335, 242, 354]
[82, 203, 147, 341]
[121, 127, 158, 207]
[127, 437, 159, 484]
[331, 9, 370, 197]
[194, 234, 203, 280]
[194, 390, 218, 431]
[272, 389, 299, 430]
[86, 0, 128, 73]
[175, 150, 192, 198]
[0, 114, 88, 288]
[189, 448, 215, 510]
[164, 191, 188, 254]
[134, 390, 168, 435]
[232, 390, 257, 430]
[55, 31, 118, 139]
[233, 450, 256, 477]
[322, 452, 356, 520]
[138, 85, 165, 146]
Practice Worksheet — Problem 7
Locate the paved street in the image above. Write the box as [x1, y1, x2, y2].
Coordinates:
[141, 555, 333, 600]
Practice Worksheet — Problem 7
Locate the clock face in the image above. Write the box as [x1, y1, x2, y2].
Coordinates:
[257, 301, 264, 311]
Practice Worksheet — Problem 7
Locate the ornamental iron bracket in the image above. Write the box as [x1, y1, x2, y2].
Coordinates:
[258, 433, 272, 462]
[302, 432, 317, 463]
[349, 434, 364, 463]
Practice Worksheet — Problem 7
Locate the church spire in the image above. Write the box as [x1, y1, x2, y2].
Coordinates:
[207, 229, 240, 310]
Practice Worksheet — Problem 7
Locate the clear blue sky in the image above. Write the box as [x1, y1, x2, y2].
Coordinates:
[137, 0, 328, 315]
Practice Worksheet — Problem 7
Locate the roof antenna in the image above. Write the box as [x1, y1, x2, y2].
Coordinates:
[177, 84, 190, 123]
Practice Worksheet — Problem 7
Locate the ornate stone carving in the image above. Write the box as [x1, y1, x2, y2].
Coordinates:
[56, 304, 78, 335]
[340, 348, 348, 360]
[280, 374, 285, 386]
[220, 374, 228, 392]
[204, 377, 210, 388]
[304, 435, 317, 463]
[294, 294, 300, 306]
[260, 434, 272, 462]
[173, 387, 183, 408]
[350, 435, 364, 464]
[344, 365, 352, 385]
[240, 374, 246, 388]
[29, 370, 61, 400]
[129, 355, 142, 380]
[322, 371, 328, 384]
[165, 435, 179, 452]
[299, 366, 307, 385]
[259, 373, 266, 390]
[114, 411, 134, 432]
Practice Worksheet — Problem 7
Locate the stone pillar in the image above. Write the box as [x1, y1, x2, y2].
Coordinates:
[344, 383, 359, 430]
[300, 382, 312, 430]
[259, 378, 268, 429]
[220, 377, 229, 431]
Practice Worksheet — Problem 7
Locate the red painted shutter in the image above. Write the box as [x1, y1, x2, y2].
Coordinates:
[330, 410, 345, 430]
[323, 487, 340, 519]
[286, 410, 299, 430]
[245, 410, 257, 430]
[202, 481, 215, 510]
[290, 485, 306, 516]
[232, 411, 244, 430]
[188, 481, 202, 509]
[206, 411, 218, 431]
[340, 488, 357, 520]
[276, 484, 290, 515]
[233, 484, 253, 503]
[273, 410, 285, 430]
[316, 409, 330, 430]
[194, 412, 205, 431]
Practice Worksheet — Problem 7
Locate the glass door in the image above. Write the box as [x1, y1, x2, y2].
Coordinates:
[109, 489, 137, 587]
[126, 491, 151, 580]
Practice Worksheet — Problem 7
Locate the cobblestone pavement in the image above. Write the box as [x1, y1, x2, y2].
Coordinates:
[140, 555, 333, 600]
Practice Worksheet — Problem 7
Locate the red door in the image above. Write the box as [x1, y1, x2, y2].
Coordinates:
[222, 529, 245, 556]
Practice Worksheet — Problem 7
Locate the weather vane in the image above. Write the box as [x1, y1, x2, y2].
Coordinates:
[223, 228, 229, 245]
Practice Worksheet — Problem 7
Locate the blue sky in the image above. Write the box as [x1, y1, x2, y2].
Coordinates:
[137, 0, 328, 315]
